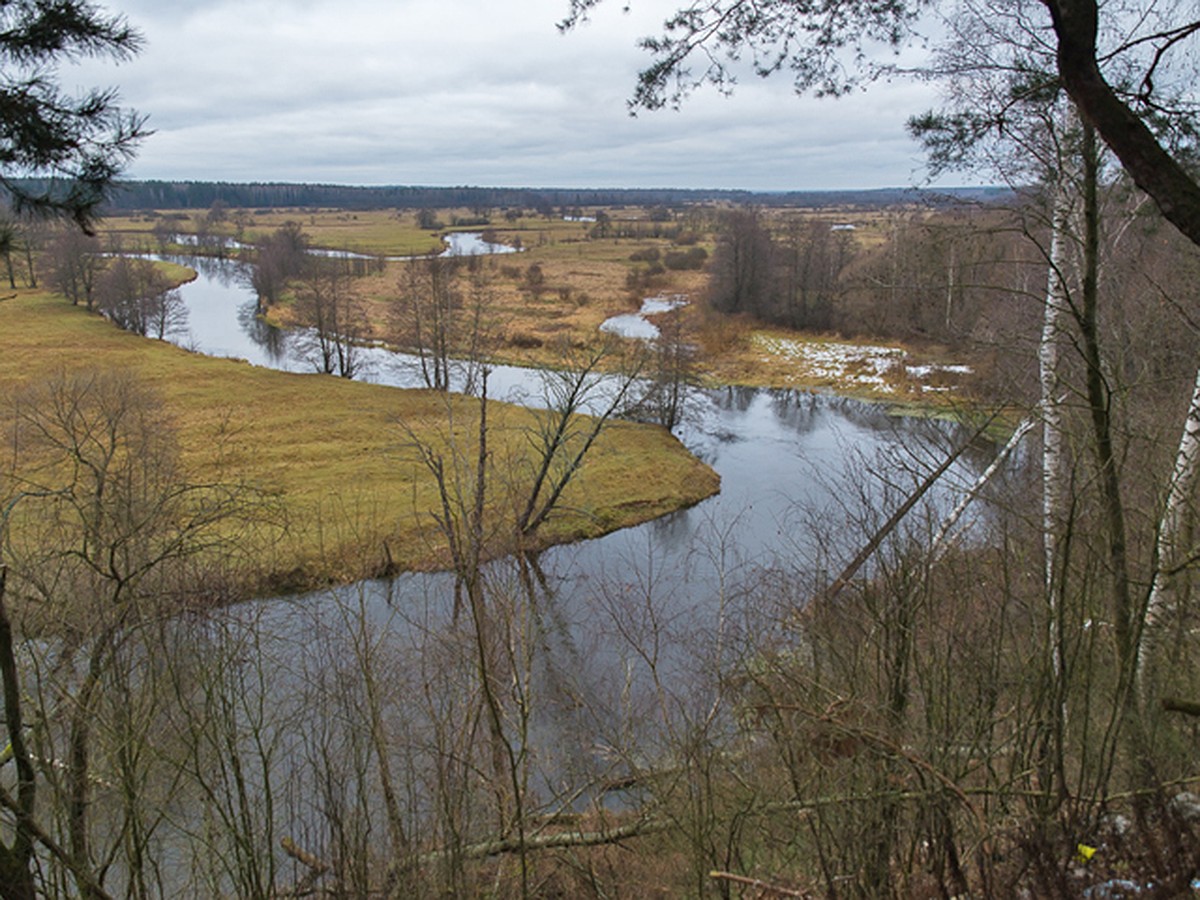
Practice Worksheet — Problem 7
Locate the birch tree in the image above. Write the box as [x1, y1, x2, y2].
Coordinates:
[1141, 369, 1200, 700]
[1041, 184, 1071, 695]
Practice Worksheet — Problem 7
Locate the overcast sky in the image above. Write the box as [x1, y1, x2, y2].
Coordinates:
[67, 0, 950, 192]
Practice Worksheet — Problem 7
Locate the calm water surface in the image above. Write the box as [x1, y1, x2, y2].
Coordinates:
[154, 249, 991, 797]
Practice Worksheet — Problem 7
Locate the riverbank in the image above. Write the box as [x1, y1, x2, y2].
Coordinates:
[702, 327, 976, 404]
[105, 212, 982, 415]
[0, 288, 719, 599]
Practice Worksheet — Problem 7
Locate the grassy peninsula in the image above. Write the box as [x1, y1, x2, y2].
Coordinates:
[0, 285, 719, 596]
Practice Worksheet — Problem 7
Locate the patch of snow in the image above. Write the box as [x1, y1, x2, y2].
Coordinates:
[908, 364, 972, 378]
[752, 335, 971, 393]
[640, 295, 688, 315]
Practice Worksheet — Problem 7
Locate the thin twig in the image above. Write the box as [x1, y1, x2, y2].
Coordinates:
[0, 784, 114, 900]
[709, 870, 814, 898]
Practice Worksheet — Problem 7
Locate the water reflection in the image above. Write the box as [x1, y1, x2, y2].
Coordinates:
[599, 296, 688, 340]
[147, 249, 987, 580]
[143, 248, 992, 585]
[168, 229, 519, 260]
[236, 299, 290, 362]
[55, 247, 1013, 888]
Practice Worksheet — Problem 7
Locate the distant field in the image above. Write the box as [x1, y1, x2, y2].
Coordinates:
[0, 286, 719, 598]
[104, 208, 445, 257]
[112, 204, 715, 370]
[100, 204, 969, 402]
[239, 208, 443, 255]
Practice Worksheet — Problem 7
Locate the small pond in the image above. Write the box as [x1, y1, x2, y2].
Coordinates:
[599, 295, 688, 340]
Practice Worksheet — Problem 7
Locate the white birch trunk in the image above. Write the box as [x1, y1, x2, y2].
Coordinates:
[945, 243, 956, 332]
[1041, 188, 1071, 678]
[1140, 366, 1200, 697]
[929, 411, 1037, 561]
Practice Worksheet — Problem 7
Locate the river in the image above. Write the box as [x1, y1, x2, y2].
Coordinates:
[107, 246, 997, 884]
[158, 249, 986, 580]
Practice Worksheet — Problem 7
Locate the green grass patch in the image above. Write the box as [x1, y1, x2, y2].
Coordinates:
[154, 259, 196, 283]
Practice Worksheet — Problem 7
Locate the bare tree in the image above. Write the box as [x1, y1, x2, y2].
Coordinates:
[394, 256, 498, 394]
[772, 217, 853, 331]
[707, 208, 773, 316]
[401, 376, 538, 896]
[629, 304, 695, 431]
[44, 226, 101, 309]
[1, 370, 267, 898]
[94, 256, 186, 340]
[515, 341, 642, 539]
[0, 564, 37, 900]
[297, 255, 366, 379]
[1141, 368, 1200, 698]
[247, 222, 307, 310]
[0, 217, 20, 290]
[395, 256, 461, 391]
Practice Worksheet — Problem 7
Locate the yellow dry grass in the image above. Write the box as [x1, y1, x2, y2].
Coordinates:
[238, 208, 442, 255]
[266, 235, 711, 370]
[103, 208, 446, 257]
[0, 286, 719, 595]
[103, 204, 971, 406]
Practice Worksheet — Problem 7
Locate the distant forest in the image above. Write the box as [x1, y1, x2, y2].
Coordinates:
[82, 179, 1011, 212]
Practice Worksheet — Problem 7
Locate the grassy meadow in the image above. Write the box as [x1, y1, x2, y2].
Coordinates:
[0, 283, 719, 597]
[103, 208, 712, 358]
[102, 204, 974, 402]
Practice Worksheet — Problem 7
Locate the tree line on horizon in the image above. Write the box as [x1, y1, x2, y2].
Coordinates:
[73, 178, 1011, 214]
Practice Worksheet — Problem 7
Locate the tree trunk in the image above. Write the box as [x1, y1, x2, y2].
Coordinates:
[1040, 180, 1071, 794]
[1140, 366, 1200, 699]
[0, 567, 36, 900]
[1047, 0, 1200, 248]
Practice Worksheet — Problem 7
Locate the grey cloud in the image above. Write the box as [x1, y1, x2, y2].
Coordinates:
[75, 0, 942, 189]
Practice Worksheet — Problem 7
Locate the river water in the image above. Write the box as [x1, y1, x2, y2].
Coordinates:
[160, 250, 985, 580]
[141, 247, 995, 839]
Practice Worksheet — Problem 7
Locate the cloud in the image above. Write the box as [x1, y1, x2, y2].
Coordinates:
[67, 0, 943, 189]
